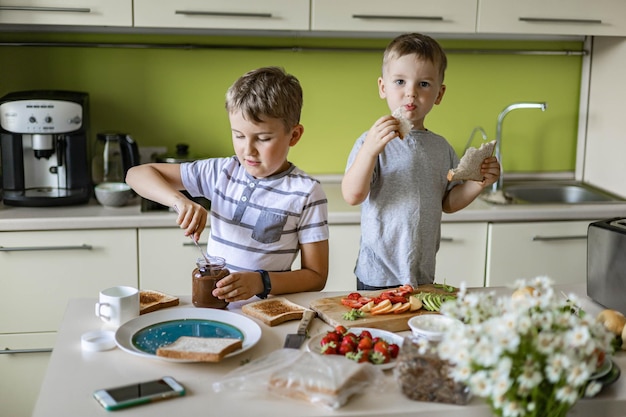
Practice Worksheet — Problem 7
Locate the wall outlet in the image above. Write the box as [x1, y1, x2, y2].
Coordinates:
[138, 146, 167, 164]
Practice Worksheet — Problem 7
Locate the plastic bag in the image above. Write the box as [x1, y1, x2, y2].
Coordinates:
[213, 349, 384, 409]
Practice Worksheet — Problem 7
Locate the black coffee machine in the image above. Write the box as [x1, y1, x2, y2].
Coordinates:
[0, 90, 91, 207]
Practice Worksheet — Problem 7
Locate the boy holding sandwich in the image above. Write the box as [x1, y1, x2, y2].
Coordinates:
[127, 66, 329, 302]
[341, 33, 500, 289]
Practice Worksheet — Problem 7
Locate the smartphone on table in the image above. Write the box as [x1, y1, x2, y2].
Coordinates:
[93, 376, 185, 411]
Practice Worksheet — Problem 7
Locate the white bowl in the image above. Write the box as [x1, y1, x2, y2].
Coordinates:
[94, 182, 133, 207]
[408, 314, 463, 342]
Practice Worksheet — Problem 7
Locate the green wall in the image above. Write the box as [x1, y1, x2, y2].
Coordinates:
[0, 32, 583, 175]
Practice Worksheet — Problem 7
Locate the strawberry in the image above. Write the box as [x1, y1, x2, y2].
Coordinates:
[359, 330, 373, 340]
[370, 350, 391, 364]
[320, 341, 337, 355]
[339, 339, 356, 355]
[334, 325, 348, 335]
[388, 343, 400, 359]
[357, 337, 373, 351]
[356, 349, 371, 363]
[373, 340, 389, 355]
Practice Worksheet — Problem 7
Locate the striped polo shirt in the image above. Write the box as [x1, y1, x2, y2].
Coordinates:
[181, 156, 329, 272]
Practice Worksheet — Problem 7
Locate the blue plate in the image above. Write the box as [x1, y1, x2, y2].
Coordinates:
[115, 308, 262, 362]
[132, 319, 244, 354]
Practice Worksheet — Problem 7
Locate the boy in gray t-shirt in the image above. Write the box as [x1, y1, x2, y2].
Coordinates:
[342, 33, 500, 289]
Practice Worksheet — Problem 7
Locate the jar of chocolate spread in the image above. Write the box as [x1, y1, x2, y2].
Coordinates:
[192, 256, 230, 309]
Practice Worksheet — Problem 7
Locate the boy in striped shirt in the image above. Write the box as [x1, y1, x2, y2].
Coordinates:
[127, 67, 329, 302]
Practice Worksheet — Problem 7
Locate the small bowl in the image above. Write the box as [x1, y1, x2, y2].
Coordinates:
[94, 182, 133, 207]
[408, 314, 463, 342]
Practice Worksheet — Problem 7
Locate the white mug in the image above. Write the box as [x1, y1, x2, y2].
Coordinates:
[95, 286, 139, 327]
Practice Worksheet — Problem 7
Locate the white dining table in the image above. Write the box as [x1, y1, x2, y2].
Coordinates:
[32, 284, 626, 417]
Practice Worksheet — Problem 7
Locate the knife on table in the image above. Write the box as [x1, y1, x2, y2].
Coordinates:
[283, 309, 316, 349]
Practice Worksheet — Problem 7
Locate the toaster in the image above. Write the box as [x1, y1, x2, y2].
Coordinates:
[587, 218, 626, 313]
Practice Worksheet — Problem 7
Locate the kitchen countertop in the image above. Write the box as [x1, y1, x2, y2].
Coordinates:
[33, 284, 625, 417]
[2, 179, 626, 232]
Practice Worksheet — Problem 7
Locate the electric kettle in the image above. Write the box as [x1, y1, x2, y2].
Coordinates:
[92, 131, 140, 185]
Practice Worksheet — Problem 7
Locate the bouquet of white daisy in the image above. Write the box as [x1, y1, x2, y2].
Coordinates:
[436, 276, 614, 417]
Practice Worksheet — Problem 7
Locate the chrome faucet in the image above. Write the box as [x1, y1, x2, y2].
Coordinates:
[491, 102, 547, 194]
[464, 126, 488, 152]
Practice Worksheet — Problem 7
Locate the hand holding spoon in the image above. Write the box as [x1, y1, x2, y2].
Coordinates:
[173, 204, 210, 263]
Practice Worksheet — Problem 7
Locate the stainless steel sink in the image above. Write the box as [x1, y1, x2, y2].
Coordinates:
[481, 181, 625, 204]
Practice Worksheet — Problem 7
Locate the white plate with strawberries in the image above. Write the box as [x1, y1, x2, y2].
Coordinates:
[306, 326, 404, 370]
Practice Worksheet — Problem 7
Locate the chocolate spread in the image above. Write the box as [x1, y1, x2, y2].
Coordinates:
[192, 259, 230, 309]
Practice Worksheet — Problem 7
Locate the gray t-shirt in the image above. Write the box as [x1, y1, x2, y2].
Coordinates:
[346, 130, 460, 287]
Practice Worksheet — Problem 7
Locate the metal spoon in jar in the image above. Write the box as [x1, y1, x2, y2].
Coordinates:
[173, 204, 210, 264]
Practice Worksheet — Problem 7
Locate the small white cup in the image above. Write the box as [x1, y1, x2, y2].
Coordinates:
[95, 286, 139, 327]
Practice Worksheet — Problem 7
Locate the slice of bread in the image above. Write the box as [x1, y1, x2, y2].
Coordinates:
[156, 336, 243, 362]
[139, 290, 179, 315]
[241, 297, 305, 326]
[392, 106, 413, 139]
[447, 140, 496, 182]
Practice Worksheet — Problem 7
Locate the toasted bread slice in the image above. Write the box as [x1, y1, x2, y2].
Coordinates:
[139, 290, 179, 315]
[242, 297, 305, 326]
[156, 336, 243, 362]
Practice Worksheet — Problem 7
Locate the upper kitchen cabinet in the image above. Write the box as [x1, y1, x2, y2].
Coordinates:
[134, 0, 309, 31]
[477, 0, 626, 37]
[0, 0, 131, 27]
[311, 0, 478, 34]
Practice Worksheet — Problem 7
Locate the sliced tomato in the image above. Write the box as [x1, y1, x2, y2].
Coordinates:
[341, 298, 363, 309]
[346, 292, 362, 300]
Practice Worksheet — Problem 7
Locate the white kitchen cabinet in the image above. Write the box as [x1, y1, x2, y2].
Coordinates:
[311, 0, 477, 34]
[0, 334, 52, 417]
[0, 229, 138, 334]
[326, 224, 360, 292]
[584, 37, 626, 198]
[0, 0, 132, 26]
[0, 228, 137, 417]
[486, 221, 592, 287]
[477, 0, 626, 36]
[436, 222, 488, 288]
[138, 227, 210, 296]
[134, 0, 309, 31]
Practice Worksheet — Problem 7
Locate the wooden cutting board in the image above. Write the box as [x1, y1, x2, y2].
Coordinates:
[309, 284, 456, 333]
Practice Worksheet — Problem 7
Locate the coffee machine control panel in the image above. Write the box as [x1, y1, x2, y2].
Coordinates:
[0, 99, 84, 134]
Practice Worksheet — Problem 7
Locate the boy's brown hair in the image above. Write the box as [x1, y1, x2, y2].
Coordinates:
[382, 33, 448, 82]
[225, 66, 303, 132]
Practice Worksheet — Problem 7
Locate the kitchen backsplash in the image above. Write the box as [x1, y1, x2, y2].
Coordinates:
[0, 32, 583, 174]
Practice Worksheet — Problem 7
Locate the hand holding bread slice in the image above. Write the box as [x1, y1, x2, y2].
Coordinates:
[447, 140, 496, 182]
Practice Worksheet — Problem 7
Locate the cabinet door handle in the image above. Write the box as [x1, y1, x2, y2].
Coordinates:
[531, 235, 587, 242]
[519, 17, 602, 25]
[440, 237, 454, 242]
[175, 10, 272, 18]
[0, 347, 53, 354]
[352, 14, 444, 21]
[0, 6, 91, 13]
[0, 244, 93, 252]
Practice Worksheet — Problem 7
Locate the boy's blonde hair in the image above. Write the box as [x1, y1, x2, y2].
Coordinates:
[382, 33, 448, 83]
[225, 66, 302, 132]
